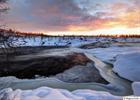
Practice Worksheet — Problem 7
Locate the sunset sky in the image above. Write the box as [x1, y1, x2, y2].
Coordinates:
[1, 0, 140, 35]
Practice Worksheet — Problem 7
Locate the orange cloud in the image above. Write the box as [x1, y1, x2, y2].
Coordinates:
[65, 1, 140, 33]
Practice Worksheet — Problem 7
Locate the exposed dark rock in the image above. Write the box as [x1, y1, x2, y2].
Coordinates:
[79, 42, 111, 49]
[0, 46, 68, 56]
[0, 51, 90, 79]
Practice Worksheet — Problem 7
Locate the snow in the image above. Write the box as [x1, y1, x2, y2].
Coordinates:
[21, 37, 140, 47]
[72, 90, 122, 100]
[132, 82, 140, 96]
[113, 53, 140, 81]
[55, 62, 106, 83]
[1, 36, 140, 47]
[0, 87, 122, 100]
[85, 47, 140, 64]
[1, 46, 139, 97]
[0, 37, 140, 99]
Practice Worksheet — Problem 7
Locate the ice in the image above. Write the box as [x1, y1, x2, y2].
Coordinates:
[85, 47, 140, 64]
[0, 87, 122, 100]
[0, 37, 140, 99]
[132, 82, 140, 96]
[73, 90, 122, 100]
[113, 53, 140, 81]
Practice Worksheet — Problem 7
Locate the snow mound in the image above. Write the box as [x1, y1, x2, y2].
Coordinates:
[0, 87, 122, 100]
[113, 53, 140, 81]
[132, 82, 140, 96]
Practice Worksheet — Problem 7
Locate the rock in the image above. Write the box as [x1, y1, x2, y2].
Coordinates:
[79, 42, 111, 49]
[132, 82, 140, 96]
[0, 46, 68, 56]
[113, 53, 140, 81]
[55, 62, 108, 84]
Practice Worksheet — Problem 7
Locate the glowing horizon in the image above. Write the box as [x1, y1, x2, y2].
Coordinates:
[42, 27, 140, 36]
[23, 26, 139, 36]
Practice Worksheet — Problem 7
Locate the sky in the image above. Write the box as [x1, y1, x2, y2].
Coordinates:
[0, 0, 140, 36]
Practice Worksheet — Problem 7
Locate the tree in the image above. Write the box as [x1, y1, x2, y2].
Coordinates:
[0, 0, 8, 44]
[0, 0, 12, 59]
[0, 0, 8, 47]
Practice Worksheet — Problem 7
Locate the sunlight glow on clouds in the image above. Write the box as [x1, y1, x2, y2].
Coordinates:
[43, 27, 140, 36]
[1, 0, 140, 35]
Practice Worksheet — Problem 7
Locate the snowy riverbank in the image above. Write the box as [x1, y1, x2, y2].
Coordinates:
[0, 40, 140, 100]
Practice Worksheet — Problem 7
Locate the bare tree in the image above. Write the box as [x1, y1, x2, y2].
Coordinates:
[0, 0, 9, 47]
[0, 0, 12, 63]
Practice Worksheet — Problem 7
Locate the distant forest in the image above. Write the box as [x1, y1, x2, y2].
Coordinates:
[0, 28, 140, 38]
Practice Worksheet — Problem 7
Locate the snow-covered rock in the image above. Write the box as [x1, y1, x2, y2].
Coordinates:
[55, 62, 108, 84]
[113, 53, 140, 81]
[132, 82, 140, 96]
[72, 90, 122, 100]
[0, 87, 122, 100]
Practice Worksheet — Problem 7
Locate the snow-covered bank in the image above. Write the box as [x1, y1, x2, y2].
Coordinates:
[19, 37, 140, 47]
[0, 87, 122, 100]
[1, 36, 140, 47]
[0, 41, 140, 99]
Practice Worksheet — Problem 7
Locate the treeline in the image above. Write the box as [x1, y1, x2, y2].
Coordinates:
[0, 28, 140, 38]
[0, 29, 44, 37]
[94, 34, 140, 38]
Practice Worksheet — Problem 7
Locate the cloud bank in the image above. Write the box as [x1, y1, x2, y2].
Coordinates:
[1, 0, 140, 34]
